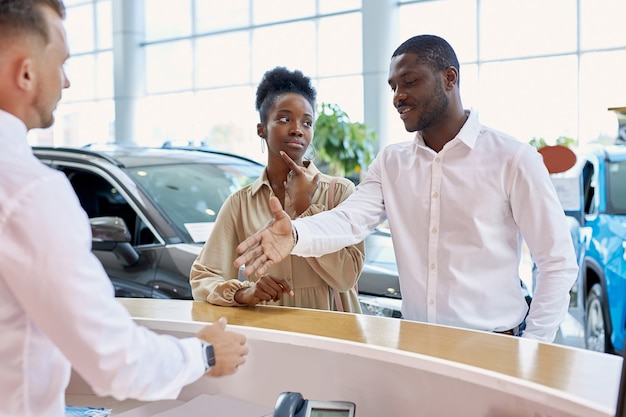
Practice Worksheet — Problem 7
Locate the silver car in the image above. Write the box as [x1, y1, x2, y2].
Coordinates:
[33, 145, 401, 316]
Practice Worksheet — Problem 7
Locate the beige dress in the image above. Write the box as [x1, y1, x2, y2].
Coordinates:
[190, 162, 364, 313]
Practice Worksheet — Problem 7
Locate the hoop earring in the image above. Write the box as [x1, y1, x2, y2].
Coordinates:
[304, 144, 316, 160]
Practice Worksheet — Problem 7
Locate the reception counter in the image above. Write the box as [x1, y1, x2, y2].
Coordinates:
[66, 298, 623, 416]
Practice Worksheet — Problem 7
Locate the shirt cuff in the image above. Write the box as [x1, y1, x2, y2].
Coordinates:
[180, 337, 207, 383]
[291, 220, 309, 256]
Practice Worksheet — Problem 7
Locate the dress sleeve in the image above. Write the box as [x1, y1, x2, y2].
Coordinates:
[190, 193, 252, 305]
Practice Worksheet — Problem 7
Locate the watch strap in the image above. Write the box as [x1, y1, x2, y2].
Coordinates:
[199, 340, 215, 372]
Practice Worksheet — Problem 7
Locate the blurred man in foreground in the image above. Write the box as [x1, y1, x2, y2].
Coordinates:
[0, 1, 248, 415]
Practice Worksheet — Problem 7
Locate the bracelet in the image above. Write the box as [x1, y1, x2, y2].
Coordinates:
[291, 225, 298, 251]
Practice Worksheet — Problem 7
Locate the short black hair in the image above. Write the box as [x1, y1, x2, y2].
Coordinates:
[255, 66, 317, 124]
[0, 0, 66, 44]
[392, 35, 460, 85]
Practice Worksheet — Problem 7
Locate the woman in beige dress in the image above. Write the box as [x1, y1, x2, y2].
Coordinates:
[190, 66, 363, 313]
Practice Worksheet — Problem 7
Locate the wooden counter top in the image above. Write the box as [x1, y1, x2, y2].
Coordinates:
[117, 298, 622, 412]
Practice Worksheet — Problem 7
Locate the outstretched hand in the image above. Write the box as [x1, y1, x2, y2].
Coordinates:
[234, 196, 294, 278]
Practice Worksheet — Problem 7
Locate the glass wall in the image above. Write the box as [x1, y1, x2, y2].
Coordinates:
[30, 0, 626, 162]
[395, 0, 626, 146]
[32, 0, 115, 147]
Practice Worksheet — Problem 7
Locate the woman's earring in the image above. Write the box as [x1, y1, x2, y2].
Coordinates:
[304, 144, 316, 161]
[261, 138, 266, 153]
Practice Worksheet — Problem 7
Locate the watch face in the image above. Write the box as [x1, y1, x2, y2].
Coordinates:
[204, 343, 216, 367]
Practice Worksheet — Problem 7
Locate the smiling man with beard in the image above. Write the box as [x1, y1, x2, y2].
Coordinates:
[234, 34, 578, 344]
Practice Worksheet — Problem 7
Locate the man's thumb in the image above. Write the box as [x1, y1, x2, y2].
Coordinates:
[215, 317, 227, 330]
[269, 196, 286, 218]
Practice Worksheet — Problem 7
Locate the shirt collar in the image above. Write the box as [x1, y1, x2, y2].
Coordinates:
[250, 169, 270, 196]
[413, 109, 481, 150]
[250, 161, 321, 197]
[455, 109, 481, 149]
[0, 109, 32, 157]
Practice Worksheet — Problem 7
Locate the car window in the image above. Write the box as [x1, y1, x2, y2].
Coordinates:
[582, 162, 596, 215]
[62, 168, 158, 246]
[127, 162, 262, 243]
[607, 160, 626, 214]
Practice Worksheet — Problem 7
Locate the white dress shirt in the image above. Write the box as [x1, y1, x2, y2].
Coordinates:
[0, 110, 205, 417]
[293, 110, 578, 342]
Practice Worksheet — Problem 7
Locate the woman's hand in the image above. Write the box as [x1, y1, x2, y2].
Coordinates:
[234, 274, 294, 306]
[281, 151, 320, 215]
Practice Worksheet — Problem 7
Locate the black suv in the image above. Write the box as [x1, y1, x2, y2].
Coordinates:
[33, 145, 401, 315]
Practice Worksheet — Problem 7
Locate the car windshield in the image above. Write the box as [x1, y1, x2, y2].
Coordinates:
[128, 162, 263, 243]
[607, 160, 626, 214]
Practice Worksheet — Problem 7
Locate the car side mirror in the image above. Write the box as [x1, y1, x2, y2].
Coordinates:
[91, 216, 131, 242]
[90, 216, 140, 267]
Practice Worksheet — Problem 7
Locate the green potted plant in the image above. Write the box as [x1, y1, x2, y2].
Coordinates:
[313, 102, 376, 181]
[529, 135, 576, 149]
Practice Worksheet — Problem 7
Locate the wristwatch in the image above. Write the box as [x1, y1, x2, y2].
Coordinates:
[199, 340, 216, 373]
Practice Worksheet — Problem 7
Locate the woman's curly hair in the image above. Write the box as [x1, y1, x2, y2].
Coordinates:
[255, 66, 316, 124]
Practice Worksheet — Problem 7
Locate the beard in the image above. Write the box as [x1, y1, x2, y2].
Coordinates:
[404, 82, 449, 133]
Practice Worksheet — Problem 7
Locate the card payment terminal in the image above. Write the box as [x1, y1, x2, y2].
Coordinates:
[273, 391, 356, 417]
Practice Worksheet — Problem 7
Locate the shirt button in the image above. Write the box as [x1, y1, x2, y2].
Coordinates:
[429, 299, 435, 305]
[431, 227, 437, 233]
[430, 264, 436, 269]
[432, 192, 439, 198]
[435, 157, 441, 163]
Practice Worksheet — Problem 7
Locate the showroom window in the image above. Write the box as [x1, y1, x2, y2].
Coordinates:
[396, 0, 626, 147]
[29, 0, 114, 147]
[32, 0, 626, 162]
[136, 0, 363, 162]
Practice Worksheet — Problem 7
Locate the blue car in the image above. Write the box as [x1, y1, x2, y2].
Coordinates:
[549, 143, 626, 354]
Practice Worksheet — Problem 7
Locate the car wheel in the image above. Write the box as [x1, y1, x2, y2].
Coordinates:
[584, 283, 611, 353]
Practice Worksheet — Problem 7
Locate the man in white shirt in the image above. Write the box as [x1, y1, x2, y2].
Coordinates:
[235, 34, 578, 343]
[0, 1, 248, 416]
